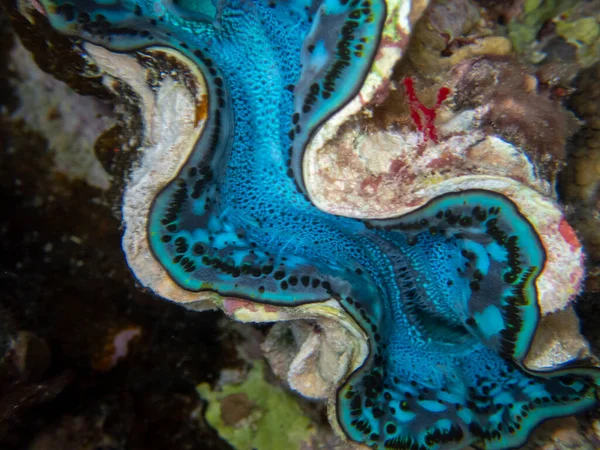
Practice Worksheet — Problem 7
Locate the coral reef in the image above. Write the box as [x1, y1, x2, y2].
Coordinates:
[4, 0, 600, 449]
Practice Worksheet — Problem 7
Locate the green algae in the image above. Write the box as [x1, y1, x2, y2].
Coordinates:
[196, 361, 315, 450]
[508, 0, 578, 53]
[508, 0, 600, 67]
[555, 13, 600, 67]
[557, 17, 600, 46]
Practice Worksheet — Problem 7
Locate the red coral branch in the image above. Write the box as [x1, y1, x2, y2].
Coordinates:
[403, 77, 450, 143]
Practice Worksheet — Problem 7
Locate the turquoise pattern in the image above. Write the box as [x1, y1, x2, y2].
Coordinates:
[39, 0, 600, 448]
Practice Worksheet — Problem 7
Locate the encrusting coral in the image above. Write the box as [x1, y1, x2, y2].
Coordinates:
[12, 0, 600, 449]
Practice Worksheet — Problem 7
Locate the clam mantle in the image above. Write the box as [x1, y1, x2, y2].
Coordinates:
[30, 0, 600, 448]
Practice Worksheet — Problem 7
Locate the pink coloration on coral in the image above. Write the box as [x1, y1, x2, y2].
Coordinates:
[558, 218, 582, 251]
[569, 267, 585, 300]
[223, 298, 256, 314]
[223, 298, 279, 315]
[388, 159, 417, 184]
[403, 77, 450, 143]
[360, 175, 383, 195]
[426, 154, 462, 170]
[389, 159, 407, 174]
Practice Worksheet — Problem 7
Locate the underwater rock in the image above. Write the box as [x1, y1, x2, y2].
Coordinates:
[518, 416, 596, 450]
[13, 0, 600, 448]
[8, 38, 113, 190]
[406, 0, 513, 76]
[452, 57, 571, 169]
[561, 61, 600, 262]
[29, 412, 121, 450]
[10, 331, 52, 382]
[0, 329, 74, 444]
